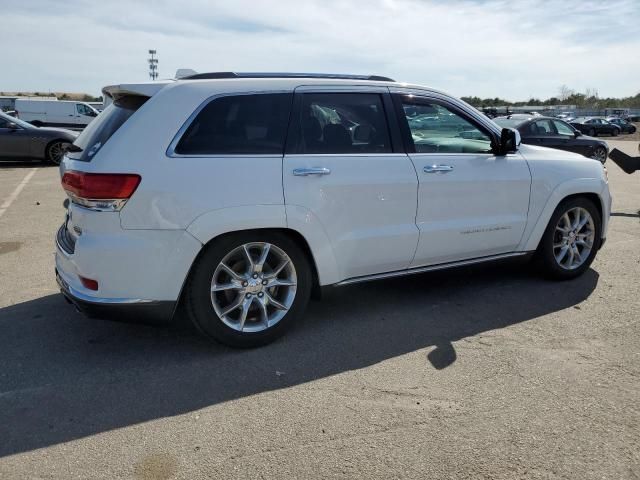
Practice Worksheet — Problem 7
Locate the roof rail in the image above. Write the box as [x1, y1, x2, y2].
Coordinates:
[180, 72, 395, 82]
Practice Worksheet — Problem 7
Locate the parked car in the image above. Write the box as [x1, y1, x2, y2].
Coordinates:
[494, 114, 609, 163]
[570, 117, 621, 137]
[15, 99, 99, 128]
[556, 112, 574, 120]
[56, 72, 611, 348]
[0, 110, 78, 164]
[605, 117, 637, 134]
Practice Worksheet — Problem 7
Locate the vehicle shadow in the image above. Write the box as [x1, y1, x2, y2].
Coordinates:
[0, 261, 599, 457]
[0, 160, 54, 168]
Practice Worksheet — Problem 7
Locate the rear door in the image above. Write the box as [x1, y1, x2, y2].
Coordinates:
[283, 87, 419, 280]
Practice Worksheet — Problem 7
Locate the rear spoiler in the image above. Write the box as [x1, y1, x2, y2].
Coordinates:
[609, 148, 640, 174]
[102, 81, 173, 101]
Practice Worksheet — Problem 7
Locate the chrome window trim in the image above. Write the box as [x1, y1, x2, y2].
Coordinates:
[284, 153, 408, 158]
[166, 89, 292, 158]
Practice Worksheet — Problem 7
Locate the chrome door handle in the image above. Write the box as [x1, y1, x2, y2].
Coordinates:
[424, 165, 454, 174]
[293, 167, 331, 176]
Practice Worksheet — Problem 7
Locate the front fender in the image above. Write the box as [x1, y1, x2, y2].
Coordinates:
[519, 177, 609, 252]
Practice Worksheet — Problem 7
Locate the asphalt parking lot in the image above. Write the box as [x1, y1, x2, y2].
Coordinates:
[0, 142, 639, 479]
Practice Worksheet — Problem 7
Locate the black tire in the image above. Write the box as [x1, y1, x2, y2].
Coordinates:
[46, 140, 70, 165]
[588, 128, 596, 137]
[611, 128, 619, 137]
[184, 231, 312, 348]
[535, 197, 602, 280]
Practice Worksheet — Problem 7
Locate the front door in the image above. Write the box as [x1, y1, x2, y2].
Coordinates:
[283, 89, 419, 280]
[394, 94, 531, 267]
[0, 118, 29, 158]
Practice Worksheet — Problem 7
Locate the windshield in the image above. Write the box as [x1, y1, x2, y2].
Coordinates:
[493, 117, 524, 129]
[67, 95, 148, 161]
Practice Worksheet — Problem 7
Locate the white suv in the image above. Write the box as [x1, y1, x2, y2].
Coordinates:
[56, 73, 611, 347]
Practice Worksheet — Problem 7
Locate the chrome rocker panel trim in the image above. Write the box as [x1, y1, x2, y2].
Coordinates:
[335, 252, 531, 286]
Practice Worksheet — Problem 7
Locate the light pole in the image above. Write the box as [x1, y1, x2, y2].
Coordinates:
[148, 49, 158, 80]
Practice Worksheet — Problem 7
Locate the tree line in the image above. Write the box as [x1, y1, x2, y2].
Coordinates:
[461, 85, 640, 109]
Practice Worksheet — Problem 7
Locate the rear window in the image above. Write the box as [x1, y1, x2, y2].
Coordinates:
[67, 95, 147, 161]
[173, 93, 293, 155]
[493, 117, 525, 129]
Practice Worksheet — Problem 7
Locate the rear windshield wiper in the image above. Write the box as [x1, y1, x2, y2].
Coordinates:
[66, 144, 83, 152]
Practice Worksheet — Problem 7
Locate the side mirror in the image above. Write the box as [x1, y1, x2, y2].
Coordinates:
[574, 130, 582, 137]
[7, 122, 19, 131]
[498, 128, 519, 155]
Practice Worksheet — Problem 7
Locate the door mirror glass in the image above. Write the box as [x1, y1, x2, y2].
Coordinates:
[499, 128, 519, 155]
[7, 122, 19, 130]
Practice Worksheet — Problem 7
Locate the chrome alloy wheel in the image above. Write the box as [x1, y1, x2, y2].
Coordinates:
[49, 141, 70, 165]
[553, 207, 595, 270]
[591, 147, 607, 163]
[210, 242, 297, 332]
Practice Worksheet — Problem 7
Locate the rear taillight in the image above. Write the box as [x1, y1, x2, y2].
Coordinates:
[61, 171, 141, 211]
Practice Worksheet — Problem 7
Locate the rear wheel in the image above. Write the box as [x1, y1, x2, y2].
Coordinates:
[46, 140, 71, 165]
[588, 128, 596, 137]
[536, 197, 601, 280]
[611, 128, 619, 137]
[185, 231, 312, 348]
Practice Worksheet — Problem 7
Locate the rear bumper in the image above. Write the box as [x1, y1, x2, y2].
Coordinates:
[56, 268, 175, 323]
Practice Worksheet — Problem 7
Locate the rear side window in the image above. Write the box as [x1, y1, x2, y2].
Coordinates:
[296, 93, 391, 154]
[530, 120, 554, 135]
[174, 93, 292, 155]
[68, 95, 147, 162]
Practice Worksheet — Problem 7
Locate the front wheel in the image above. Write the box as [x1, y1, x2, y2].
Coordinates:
[185, 232, 312, 348]
[587, 128, 596, 137]
[535, 197, 601, 280]
[611, 128, 619, 137]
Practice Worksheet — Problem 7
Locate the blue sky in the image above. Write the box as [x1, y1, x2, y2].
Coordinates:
[4, 0, 639, 100]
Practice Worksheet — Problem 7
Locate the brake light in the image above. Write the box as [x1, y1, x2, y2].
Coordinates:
[61, 171, 141, 211]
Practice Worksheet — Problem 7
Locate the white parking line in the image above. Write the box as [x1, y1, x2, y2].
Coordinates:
[0, 168, 39, 219]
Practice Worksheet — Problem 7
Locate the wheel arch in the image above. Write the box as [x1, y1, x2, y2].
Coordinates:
[521, 179, 608, 252]
[178, 226, 324, 308]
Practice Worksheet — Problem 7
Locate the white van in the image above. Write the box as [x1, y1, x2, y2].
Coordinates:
[15, 99, 99, 128]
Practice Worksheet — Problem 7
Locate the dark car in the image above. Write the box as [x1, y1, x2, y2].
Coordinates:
[494, 114, 609, 163]
[605, 117, 637, 134]
[0, 110, 78, 164]
[570, 117, 620, 137]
